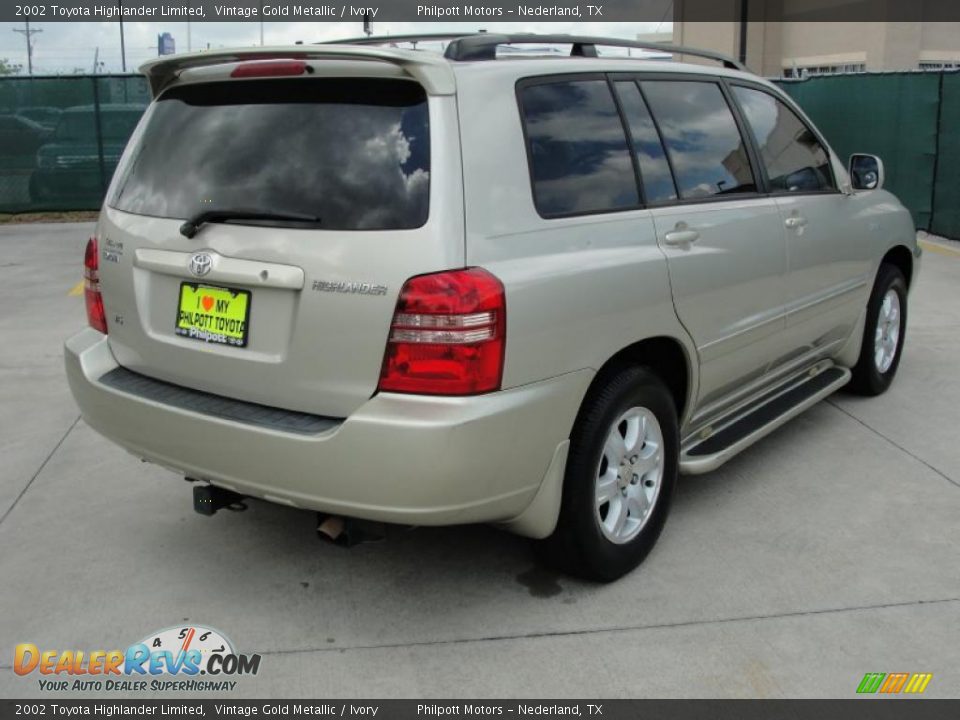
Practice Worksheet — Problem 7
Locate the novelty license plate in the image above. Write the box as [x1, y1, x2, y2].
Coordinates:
[175, 283, 251, 347]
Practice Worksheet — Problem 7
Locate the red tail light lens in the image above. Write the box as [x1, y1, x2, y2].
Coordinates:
[84, 237, 107, 334]
[378, 268, 506, 396]
[230, 60, 308, 78]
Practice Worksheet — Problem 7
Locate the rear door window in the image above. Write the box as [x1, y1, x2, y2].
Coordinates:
[519, 79, 639, 217]
[109, 78, 430, 230]
[613, 80, 678, 205]
[732, 85, 834, 193]
[641, 80, 757, 200]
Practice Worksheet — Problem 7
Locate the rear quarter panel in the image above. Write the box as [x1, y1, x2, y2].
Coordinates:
[455, 66, 698, 421]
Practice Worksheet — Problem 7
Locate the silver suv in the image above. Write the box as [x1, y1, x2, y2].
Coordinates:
[66, 34, 920, 581]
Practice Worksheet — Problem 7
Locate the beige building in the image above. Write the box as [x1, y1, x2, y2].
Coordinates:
[669, 0, 960, 77]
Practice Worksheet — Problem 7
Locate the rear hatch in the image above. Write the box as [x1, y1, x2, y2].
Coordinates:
[97, 62, 463, 418]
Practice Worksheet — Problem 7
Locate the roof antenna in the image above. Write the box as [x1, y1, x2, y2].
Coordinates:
[363, 12, 372, 37]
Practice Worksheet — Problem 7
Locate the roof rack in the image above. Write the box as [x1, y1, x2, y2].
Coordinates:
[322, 33, 748, 72]
[322, 33, 481, 47]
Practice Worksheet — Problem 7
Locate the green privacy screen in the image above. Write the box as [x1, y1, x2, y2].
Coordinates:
[0, 71, 957, 240]
[0, 75, 149, 212]
[931, 72, 960, 239]
[777, 72, 941, 231]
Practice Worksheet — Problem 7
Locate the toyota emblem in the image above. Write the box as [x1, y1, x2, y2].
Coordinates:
[189, 253, 213, 277]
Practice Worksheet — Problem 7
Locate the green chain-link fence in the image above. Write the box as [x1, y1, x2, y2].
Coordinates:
[0, 74, 149, 212]
[776, 70, 960, 239]
[0, 71, 957, 239]
[930, 72, 960, 239]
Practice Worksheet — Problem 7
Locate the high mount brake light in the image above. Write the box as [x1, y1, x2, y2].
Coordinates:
[378, 268, 506, 396]
[230, 60, 309, 78]
[84, 237, 107, 334]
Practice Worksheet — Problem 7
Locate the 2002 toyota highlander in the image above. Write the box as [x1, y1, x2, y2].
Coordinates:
[65, 34, 920, 580]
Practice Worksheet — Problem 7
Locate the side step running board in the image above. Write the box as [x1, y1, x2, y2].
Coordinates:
[680, 365, 851, 475]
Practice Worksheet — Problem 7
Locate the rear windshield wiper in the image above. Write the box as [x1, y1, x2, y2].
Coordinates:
[180, 209, 322, 238]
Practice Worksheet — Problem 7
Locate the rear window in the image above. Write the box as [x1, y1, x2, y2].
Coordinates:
[109, 78, 430, 231]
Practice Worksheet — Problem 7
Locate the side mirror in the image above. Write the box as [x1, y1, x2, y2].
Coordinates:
[849, 154, 884, 190]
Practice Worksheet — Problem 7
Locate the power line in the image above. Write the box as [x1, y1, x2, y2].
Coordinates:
[11, 21, 42, 75]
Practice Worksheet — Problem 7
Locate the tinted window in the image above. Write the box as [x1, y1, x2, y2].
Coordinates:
[520, 80, 639, 216]
[109, 78, 430, 231]
[641, 81, 756, 200]
[614, 81, 677, 204]
[732, 86, 833, 193]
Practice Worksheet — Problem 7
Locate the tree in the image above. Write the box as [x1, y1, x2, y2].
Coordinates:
[0, 58, 23, 75]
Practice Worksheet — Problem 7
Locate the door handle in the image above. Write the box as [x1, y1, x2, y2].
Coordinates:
[784, 215, 808, 229]
[663, 229, 700, 246]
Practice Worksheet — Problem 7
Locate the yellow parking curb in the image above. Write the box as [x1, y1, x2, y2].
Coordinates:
[919, 239, 960, 258]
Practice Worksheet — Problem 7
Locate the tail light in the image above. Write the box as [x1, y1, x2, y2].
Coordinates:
[84, 237, 107, 334]
[378, 268, 506, 396]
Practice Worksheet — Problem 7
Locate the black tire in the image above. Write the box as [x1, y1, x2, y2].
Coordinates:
[537, 365, 678, 582]
[847, 263, 908, 396]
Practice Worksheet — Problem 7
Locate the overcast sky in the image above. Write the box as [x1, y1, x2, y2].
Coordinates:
[0, 21, 674, 74]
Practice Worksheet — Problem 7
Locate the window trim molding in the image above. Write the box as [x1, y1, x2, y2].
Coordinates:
[612, 78, 681, 207]
[607, 76, 649, 207]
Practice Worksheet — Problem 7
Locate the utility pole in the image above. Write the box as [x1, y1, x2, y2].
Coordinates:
[92, 47, 100, 74]
[12, 21, 42, 76]
[187, 0, 192, 51]
[118, 2, 127, 71]
[738, 0, 749, 67]
[260, 2, 265, 45]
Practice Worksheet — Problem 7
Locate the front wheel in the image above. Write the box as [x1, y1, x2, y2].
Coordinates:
[538, 366, 678, 582]
[848, 263, 908, 396]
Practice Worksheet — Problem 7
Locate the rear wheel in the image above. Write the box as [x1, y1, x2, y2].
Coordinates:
[538, 366, 678, 582]
[848, 263, 907, 396]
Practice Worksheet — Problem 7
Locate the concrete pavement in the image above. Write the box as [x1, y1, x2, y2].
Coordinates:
[0, 223, 957, 698]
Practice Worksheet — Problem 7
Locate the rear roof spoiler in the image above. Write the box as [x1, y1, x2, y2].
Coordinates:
[139, 46, 456, 97]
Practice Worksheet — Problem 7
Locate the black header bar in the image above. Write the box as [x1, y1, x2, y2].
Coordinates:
[1, 700, 959, 719]
[5, 0, 960, 23]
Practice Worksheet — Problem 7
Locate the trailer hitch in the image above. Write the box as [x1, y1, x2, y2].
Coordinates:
[192, 482, 248, 516]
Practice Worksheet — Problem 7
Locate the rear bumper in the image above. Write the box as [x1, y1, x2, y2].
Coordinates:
[65, 329, 590, 533]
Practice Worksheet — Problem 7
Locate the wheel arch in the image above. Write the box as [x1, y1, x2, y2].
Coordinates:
[882, 245, 914, 290]
[586, 336, 695, 428]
